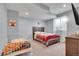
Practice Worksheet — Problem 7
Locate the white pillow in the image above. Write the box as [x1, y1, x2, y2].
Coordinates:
[35, 31, 45, 34]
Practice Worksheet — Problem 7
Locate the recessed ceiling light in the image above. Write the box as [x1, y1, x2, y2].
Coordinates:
[63, 4, 66, 7]
[25, 12, 29, 15]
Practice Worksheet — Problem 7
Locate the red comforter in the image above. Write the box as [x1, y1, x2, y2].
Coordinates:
[36, 33, 60, 42]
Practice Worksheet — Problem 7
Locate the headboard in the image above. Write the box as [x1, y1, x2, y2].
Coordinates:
[32, 27, 44, 40]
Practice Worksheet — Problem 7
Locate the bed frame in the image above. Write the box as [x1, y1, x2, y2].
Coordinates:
[32, 27, 60, 46]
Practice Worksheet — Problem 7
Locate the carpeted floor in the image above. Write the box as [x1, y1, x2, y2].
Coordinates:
[19, 39, 65, 56]
[27, 40, 65, 56]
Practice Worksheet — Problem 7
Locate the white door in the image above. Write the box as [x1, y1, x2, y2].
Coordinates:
[53, 16, 68, 42]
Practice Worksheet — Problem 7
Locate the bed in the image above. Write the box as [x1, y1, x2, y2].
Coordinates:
[1, 39, 31, 56]
[32, 27, 60, 46]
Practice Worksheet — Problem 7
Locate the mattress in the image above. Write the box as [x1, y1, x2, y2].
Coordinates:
[35, 32, 60, 42]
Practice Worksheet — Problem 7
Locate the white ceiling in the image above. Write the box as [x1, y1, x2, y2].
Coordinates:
[5, 3, 79, 20]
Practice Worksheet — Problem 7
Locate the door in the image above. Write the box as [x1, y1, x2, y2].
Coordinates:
[53, 16, 68, 42]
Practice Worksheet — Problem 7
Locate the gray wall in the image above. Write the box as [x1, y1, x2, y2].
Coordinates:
[45, 9, 79, 35]
[7, 9, 45, 41]
[58, 9, 79, 35]
[0, 4, 7, 53]
[7, 9, 19, 42]
[45, 19, 53, 33]
[18, 18, 45, 39]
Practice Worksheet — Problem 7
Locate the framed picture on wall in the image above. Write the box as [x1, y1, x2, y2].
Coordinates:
[8, 19, 16, 28]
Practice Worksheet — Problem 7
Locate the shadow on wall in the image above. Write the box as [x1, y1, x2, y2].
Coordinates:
[27, 34, 33, 40]
[18, 33, 33, 40]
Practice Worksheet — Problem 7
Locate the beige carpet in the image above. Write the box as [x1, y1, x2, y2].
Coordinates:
[29, 40, 65, 56]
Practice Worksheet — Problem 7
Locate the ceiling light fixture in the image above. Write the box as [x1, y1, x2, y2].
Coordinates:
[63, 4, 66, 7]
[25, 12, 29, 15]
